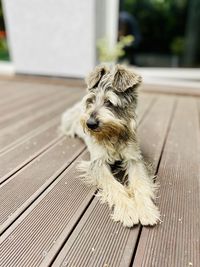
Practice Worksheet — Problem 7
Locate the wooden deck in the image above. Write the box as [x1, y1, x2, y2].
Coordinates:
[0, 77, 199, 267]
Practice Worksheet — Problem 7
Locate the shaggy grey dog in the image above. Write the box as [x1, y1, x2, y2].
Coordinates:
[61, 64, 160, 227]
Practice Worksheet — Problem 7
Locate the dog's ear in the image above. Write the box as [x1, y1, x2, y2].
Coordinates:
[112, 65, 142, 92]
[85, 64, 108, 90]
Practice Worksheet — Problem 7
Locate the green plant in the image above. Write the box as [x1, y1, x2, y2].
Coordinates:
[97, 35, 134, 63]
[0, 37, 7, 51]
[170, 37, 185, 55]
[0, 34, 10, 61]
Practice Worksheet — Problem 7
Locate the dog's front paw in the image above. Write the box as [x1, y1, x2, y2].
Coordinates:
[137, 201, 160, 226]
[111, 198, 139, 227]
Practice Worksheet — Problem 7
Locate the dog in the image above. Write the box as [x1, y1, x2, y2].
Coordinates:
[61, 64, 160, 227]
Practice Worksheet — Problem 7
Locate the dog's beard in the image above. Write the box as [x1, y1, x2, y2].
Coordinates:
[81, 116, 132, 144]
[89, 122, 127, 142]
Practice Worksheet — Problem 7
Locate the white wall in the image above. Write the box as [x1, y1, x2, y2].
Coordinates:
[3, 0, 95, 77]
[3, 0, 119, 78]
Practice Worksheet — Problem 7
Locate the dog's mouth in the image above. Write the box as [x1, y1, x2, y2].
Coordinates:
[87, 124, 102, 132]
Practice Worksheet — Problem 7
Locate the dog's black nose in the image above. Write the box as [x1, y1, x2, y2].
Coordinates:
[86, 117, 99, 130]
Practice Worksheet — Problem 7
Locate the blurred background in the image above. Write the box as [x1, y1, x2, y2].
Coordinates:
[0, 0, 200, 79]
[119, 0, 200, 68]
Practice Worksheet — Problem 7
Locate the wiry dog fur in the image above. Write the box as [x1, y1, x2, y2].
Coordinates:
[61, 64, 160, 227]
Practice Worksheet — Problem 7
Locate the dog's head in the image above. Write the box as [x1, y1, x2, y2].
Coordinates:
[81, 64, 142, 143]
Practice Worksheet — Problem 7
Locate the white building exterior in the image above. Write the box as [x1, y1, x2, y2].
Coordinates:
[2, 0, 119, 78]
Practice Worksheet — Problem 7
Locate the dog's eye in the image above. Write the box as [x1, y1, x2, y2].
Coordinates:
[104, 100, 113, 107]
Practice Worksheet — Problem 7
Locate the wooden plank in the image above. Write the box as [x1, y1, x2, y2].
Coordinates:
[0, 79, 73, 93]
[0, 89, 57, 121]
[0, 152, 92, 267]
[0, 80, 71, 114]
[51, 95, 175, 267]
[0, 93, 154, 183]
[133, 97, 200, 267]
[0, 90, 83, 153]
[0, 137, 85, 234]
[0, 89, 154, 184]
[0, 80, 10, 89]
[0, 74, 85, 88]
[0, 82, 21, 103]
[142, 83, 200, 97]
[0, 121, 59, 183]
[137, 93, 156, 125]
[0, 92, 155, 266]
[0, 117, 60, 155]
[0, 81, 59, 109]
[0, 86, 82, 183]
[0, 82, 71, 120]
[0, 80, 72, 114]
[0, 89, 72, 129]
[0, 89, 41, 110]
[0, 93, 153, 180]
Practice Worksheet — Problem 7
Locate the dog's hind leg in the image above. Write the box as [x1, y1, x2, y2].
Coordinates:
[61, 101, 86, 140]
[126, 160, 160, 225]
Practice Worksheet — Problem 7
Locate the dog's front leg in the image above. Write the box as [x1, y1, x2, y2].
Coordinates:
[126, 160, 160, 225]
[80, 159, 140, 227]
